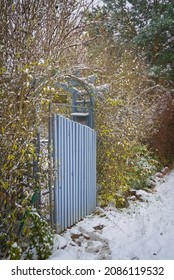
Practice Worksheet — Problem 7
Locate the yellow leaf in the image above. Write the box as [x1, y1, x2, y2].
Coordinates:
[7, 154, 14, 161]
[13, 143, 17, 150]
[2, 126, 5, 135]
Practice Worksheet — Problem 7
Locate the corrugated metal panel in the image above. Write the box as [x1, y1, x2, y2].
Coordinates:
[53, 115, 96, 232]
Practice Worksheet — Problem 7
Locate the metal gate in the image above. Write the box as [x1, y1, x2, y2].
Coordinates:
[52, 115, 96, 232]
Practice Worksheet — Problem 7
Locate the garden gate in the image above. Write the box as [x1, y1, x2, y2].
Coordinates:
[52, 115, 96, 232]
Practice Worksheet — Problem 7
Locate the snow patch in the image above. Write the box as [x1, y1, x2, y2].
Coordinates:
[49, 171, 174, 260]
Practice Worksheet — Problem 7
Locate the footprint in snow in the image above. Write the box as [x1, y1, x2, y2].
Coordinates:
[70, 225, 111, 260]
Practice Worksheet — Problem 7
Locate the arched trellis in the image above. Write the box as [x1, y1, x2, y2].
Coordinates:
[54, 74, 98, 128]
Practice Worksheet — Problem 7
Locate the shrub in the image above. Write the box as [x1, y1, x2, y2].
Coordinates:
[1, 207, 54, 260]
[23, 209, 54, 260]
[95, 78, 159, 207]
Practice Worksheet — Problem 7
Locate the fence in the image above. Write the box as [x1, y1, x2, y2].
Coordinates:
[52, 115, 96, 232]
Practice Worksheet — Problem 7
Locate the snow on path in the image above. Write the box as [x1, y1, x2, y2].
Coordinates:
[50, 171, 174, 260]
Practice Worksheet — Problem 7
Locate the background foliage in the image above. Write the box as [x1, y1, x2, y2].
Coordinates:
[84, 2, 173, 206]
[95, 0, 174, 83]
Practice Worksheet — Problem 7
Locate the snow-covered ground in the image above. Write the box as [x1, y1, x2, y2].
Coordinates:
[49, 170, 174, 260]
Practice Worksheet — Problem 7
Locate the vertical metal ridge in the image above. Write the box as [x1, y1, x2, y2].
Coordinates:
[79, 125, 82, 220]
[75, 123, 79, 222]
[53, 115, 59, 232]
